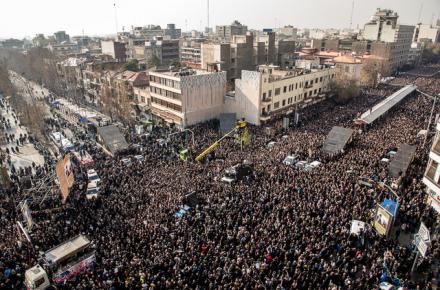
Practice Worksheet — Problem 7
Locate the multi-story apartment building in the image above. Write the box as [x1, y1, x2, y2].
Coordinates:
[226, 65, 336, 125]
[202, 32, 295, 83]
[54, 31, 70, 43]
[275, 26, 298, 40]
[148, 68, 226, 127]
[414, 23, 440, 43]
[101, 40, 127, 62]
[164, 24, 182, 40]
[180, 40, 204, 69]
[132, 25, 164, 40]
[216, 20, 248, 42]
[361, 8, 415, 72]
[423, 120, 440, 213]
[145, 37, 180, 66]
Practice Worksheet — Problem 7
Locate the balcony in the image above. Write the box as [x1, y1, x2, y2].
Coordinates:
[260, 113, 271, 121]
[423, 162, 440, 195]
[432, 137, 440, 156]
[262, 97, 272, 104]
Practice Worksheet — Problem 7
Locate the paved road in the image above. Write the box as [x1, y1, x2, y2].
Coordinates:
[0, 98, 44, 172]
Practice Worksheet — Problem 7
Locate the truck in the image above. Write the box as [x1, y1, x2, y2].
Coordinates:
[221, 161, 253, 184]
[25, 235, 95, 290]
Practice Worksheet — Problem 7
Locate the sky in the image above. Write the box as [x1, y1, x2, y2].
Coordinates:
[1, 0, 439, 39]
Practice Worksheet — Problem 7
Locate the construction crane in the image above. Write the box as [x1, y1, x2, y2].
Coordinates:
[195, 120, 247, 163]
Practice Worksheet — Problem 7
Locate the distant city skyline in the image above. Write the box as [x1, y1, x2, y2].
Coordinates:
[0, 0, 439, 39]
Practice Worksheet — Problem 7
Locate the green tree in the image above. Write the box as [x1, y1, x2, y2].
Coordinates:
[123, 59, 139, 72]
[329, 76, 360, 105]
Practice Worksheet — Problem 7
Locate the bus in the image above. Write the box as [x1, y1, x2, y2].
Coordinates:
[25, 235, 95, 290]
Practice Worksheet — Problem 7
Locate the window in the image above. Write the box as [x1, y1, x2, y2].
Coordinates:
[345, 66, 349, 73]
[309, 91, 313, 97]
[296, 83, 298, 89]
[263, 92, 266, 99]
[283, 86, 287, 93]
[320, 77, 323, 82]
[310, 80, 313, 85]
[314, 89, 317, 95]
[268, 90, 272, 97]
[319, 88, 322, 93]
[274, 102, 279, 109]
[282, 99, 286, 106]
[315, 78, 318, 83]
[275, 88, 281, 96]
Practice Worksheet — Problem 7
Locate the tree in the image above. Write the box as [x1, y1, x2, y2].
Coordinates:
[123, 59, 139, 72]
[329, 76, 360, 105]
[146, 55, 160, 69]
[422, 43, 440, 64]
[361, 58, 391, 88]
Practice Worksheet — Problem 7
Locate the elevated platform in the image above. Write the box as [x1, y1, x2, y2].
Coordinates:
[389, 144, 417, 178]
[322, 126, 354, 155]
[357, 85, 417, 125]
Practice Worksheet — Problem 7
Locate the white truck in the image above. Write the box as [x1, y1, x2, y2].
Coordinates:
[25, 235, 95, 290]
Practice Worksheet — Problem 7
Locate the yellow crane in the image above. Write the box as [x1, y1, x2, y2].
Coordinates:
[195, 120, 247, 163]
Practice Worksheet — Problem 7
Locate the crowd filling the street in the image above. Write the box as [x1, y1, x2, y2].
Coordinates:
[0, 68, 439, 290]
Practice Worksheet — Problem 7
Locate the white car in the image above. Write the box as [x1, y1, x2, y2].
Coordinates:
[267, 141, 276, 149]
[295, 160, 308, 169]
[305, 161, 322, 171]
[86, 186, 99, 200]
[87, 169, 101, 186]
[134, 155, 144, 163]
[121, 158, 132, 166]
[283, 155, 299, 166]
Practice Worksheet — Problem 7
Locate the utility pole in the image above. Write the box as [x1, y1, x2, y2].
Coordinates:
[113, 3, 119, 38]
[417, 3, 424, 23]
[207, 0, 210, 31]
[349, 0, 355, 29]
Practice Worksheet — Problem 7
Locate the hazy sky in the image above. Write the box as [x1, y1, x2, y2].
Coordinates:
[1, 0, 439, 38]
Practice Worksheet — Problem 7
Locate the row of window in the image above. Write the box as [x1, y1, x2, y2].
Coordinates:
[151, 97, 182, 112]
[263, 74, 333, 99]
[149, 75, 181, 90]
[150, 86, 181, 101]
[265, 88, 324, 112]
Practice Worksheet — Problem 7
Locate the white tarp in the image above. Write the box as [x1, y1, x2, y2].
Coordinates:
[350, 220, 367, 235]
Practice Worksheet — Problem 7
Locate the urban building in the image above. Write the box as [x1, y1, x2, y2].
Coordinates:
[423, 120, 440, 213]
[145, 37, 180, 66]
[0, 38, 24, 49]
[48, 43, 79, 56]
[202, 32, 295, 83]
[226, 65, 336, 125]
[101, 40, 127, 62]
[54, 31, 70, 43]
[216, 20, 248, 42]
[132, 25, 164, 39]
[180, 39, 204, 69]
[331, 54, 363, 85]
[360, 8, 415, 71]
[275, 26, 298, 40]
[148, 68, 226, 127]
[407, 42, 424, 67]
[164, 24, 182, 39]
[413, 23, 440, 43]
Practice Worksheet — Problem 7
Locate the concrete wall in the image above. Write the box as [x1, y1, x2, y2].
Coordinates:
[233, 71, 262, 125]
[180, 71, 227, 126]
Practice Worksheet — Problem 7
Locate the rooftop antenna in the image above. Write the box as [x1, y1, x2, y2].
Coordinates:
[207, 0, 210, 31]
[417, 2, 424, 23]
[349, 0, 355, 29]
[113, 3, 119, 38]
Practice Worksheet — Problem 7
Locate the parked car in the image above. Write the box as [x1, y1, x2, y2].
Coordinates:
[283, 154, 299, 166]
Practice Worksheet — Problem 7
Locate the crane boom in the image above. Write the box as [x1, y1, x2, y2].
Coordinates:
[195, 120, 247, 163]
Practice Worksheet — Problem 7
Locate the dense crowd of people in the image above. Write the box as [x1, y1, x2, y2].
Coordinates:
[0, 76, 439, 289]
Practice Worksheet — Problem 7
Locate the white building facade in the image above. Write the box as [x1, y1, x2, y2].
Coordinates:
[423, 121, 440, 214]
[149, 70, 226, 127]
[226, 65, 336, 125]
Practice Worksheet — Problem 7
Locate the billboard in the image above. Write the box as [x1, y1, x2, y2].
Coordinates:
[21, 200, 33, 230]
[52, 254, 95, 284]
[56, 154, 74, 203]
[373, 205, 393, 236]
